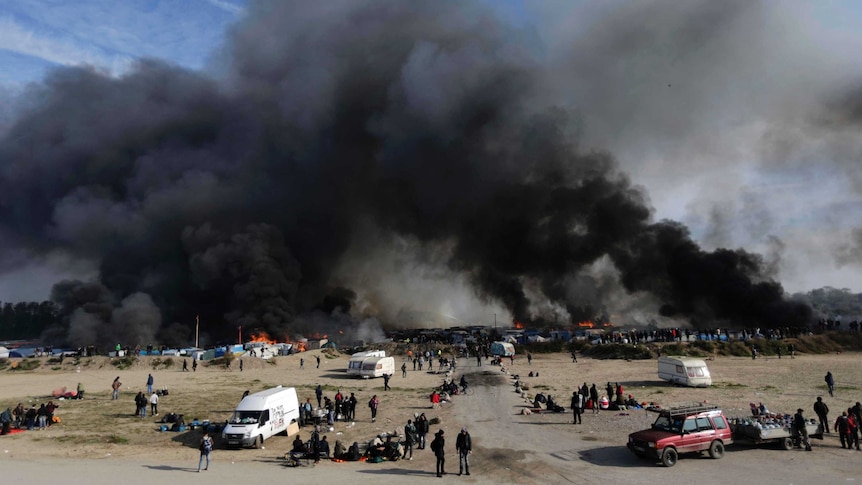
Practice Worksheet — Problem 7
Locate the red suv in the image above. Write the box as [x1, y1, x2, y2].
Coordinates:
[628, 402, 733, 467]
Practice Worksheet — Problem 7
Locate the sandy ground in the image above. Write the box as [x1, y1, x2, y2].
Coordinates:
[1, 348, 861, 484]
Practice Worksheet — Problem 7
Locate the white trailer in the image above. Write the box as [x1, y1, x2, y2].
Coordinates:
[658, 356, 712, 387]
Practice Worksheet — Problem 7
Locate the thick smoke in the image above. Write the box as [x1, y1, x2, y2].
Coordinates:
[0, 0, 814, 346]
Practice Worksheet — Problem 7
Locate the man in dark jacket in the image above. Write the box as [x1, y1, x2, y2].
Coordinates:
[794, 408, 812, 451]
[589, 384, 599, 414]
[571, 391, 583, 424]
[416, 413, 429, 449]
[814, 396, 830, 433]
[456, 427, 472, 476]
[431, 430, 445, 477]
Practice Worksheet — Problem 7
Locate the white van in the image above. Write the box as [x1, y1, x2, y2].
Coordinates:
[657, 356, 712, 387]
[346, 350, 387, 377]
[222, 386, 300, 448]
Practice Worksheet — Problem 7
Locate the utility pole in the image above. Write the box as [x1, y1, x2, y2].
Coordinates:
[195, 315, 200, 348]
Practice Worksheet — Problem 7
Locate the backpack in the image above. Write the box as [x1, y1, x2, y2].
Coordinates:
[200, 437, 213, 453]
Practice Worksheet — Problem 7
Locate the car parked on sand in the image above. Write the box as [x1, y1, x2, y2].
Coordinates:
[627, 402, 733, 467]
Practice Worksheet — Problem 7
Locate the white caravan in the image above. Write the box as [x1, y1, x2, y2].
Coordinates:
[657, 356, 712, 387]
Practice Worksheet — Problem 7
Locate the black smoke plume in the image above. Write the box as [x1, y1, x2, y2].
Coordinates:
[0, 0, 810, 346]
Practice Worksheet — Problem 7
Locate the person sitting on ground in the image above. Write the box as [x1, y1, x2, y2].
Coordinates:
[347, 441, 362, 461]
[367, 434, 387, 458]
[758, 402, 769, 416]
[0, 408, 12, 435]
[319, 435, 331, 458]
[333, 439, 347, 460]
[292, 434, 306, 453]
[624, 394, 639, 407]
[533, 392, 547, 409]
[170, 414, 185, 431]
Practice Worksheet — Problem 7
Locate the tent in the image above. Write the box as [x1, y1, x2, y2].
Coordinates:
[0, 346, 9, 359]
[490, 341, 515, 357]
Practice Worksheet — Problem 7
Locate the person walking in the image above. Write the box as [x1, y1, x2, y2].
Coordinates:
[383, 373, 391, 391]
[825, 371, 835, 397]
[571, 391, 583, 424]
[836, 411, 851, 449]
[403, 419, 416, 460]
[456, 427, 472, 476]
[315, 384, 323, 408]
[589, 384, 599, 414]
[300, 357, 304, 369]
[847, 408, 860, 450]
[368, 395, 379, 422]
[182, 359, 189, 371]
[192, 358, 198, 372]
[146, 374, 154, 395]
[431, 430, 446, 477]
[111, 376, 122, 400]
[794, 408, 812, 451]
[239, 359, 243, 372]
[198, 431, 213, 471]
[150, 391, 159, 416]
[315, 355, 321, 368]
[814, 396, 830, 433]
[402, 362, 407, 378]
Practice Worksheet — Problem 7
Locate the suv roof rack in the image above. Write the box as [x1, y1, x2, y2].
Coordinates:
[648, 401, 720, 417]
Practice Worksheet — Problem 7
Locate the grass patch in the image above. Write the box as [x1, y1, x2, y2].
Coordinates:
[151, 357, 175, 369]
[10, 359, 41, 371]
[112, 355, 136, 370]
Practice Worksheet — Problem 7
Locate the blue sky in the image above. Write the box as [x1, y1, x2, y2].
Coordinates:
[0, 0, 245, 85]
[2, 0, 862, 304]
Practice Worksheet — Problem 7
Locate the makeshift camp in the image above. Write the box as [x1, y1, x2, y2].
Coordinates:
[490, 341, 515, 357]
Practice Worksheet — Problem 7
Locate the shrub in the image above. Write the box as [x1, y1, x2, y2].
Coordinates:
[112, 355, 136, 370]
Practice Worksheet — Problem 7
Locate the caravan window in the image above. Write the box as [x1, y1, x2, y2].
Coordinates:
[376, 363, 383, 370]
[676, 365, 684, 374]
[687, 367, 705, 377]
[362, 362, 376, 370]
[349, 361, 362, 370]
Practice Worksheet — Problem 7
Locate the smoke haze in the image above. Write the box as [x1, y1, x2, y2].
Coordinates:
[8, 0, 862, 346]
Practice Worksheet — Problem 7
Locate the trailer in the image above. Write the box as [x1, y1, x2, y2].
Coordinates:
[731, 418, 823, 450]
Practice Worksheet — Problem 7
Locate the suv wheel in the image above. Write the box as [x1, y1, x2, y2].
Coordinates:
[661, 447, 678, 467]
[708, 440, 724, 459]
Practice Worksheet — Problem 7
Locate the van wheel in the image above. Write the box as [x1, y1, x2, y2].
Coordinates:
[708, 441, 724, 459]
[254, 435, 263, 449]
[661, 448, 678, 467]
[781, 437, 794, 450]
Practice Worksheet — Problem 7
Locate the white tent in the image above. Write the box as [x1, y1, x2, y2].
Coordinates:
[0, 346, 9, 359]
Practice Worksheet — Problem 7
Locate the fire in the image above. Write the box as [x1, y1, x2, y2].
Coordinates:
[514, 321, 524, 329]
[578, 321, 596, 328]
[283, 336, 307, 352]
[248, 331, 277, 345]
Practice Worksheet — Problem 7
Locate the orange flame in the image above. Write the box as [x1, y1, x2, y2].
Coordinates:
[248, 331, 277, 345]
[282, 336, 307, 352]
[578, 321, 596, 328]
[514, 321, 524, 329]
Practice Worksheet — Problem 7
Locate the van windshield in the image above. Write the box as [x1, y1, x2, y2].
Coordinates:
[230, 410, 262, 424]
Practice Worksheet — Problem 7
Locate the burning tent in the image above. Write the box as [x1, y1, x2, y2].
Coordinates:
[490, 341, 515, 357]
